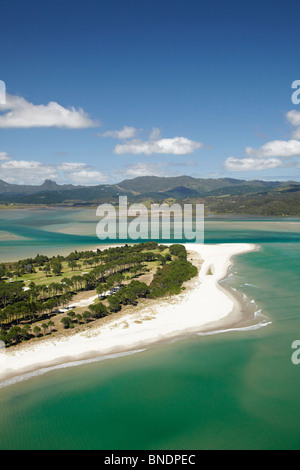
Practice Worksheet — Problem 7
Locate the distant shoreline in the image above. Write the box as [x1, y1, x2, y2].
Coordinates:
[1, 203, 300, 219]
[0, 242, 270, 388]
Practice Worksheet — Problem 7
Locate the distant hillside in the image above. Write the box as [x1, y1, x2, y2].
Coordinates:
[205, 185, 300, 216]
[0, 176, 300, 216]
[0, 183, 132, 205]
[117, 175, 283, 196]
[0, 179, 79, 196]
[118, 175, 246, 195]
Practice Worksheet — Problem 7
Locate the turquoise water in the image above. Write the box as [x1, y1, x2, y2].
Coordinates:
[1, 207, 300, 260]
[0, 208, 106, 261]
[0, 209, 300, 449]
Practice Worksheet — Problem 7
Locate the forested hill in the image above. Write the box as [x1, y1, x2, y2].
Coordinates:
[0, 176, 300, 216]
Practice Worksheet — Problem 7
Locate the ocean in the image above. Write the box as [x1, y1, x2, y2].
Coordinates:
[0, 208, 300, 449]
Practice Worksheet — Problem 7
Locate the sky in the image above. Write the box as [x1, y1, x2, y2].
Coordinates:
[1, 0, 300, 185]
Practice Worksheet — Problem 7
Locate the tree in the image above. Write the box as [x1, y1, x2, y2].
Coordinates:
[169, 244, 187, 259]
[76, 313, 82, 323]
[67, 310, 76, 320]
[108, 296, 121, 313]
[29, 281, 36, 292]
[61, 278, 73, 293]
[33, 326, 41, 337]
[128, 280, 148, 297]
[82, 310, 92, 322]
[21, 324, 31, 340]
[7, 326, 22, 344]
[60, 293, 73, 308]
[148, 258, 198, 298]
[43, 263, 51, 277]
[96, 283, 109, 298]
[68, 260, 78, 271]
[0, 264, 6, 280]
[89, 302, 108, 319]
[0, 329, 8, 345]
[41, 323, 49, 335]
[123, 288, 137, 305]
[52, 260, 63, 276]
[61, 317, 72, 329]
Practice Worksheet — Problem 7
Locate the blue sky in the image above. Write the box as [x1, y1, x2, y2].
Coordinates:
[1, 0, 300, 185]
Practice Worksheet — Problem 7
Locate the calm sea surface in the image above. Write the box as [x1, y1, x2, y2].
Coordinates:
[0, 208, 300, 449]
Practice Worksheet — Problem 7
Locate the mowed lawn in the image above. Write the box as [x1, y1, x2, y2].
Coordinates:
[11, 261, 95, 286]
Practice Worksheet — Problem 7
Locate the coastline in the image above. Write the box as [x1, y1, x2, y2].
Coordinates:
[0, 242, 266, 387]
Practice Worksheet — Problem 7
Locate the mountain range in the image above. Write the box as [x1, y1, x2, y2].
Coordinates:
[0, 176, 300, 216]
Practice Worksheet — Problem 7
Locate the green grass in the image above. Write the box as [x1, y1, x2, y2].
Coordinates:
[11, 262, 95, 285]
[7, 247, 175, 288]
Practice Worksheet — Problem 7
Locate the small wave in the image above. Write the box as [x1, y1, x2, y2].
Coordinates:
[196, 320, 272, 337]
[244, 283, 261, 288]
[197, 305, 271, 337]
[0, 349, 147, 389]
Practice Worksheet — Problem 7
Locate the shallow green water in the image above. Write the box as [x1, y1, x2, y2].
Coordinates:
[0, 209, 300, 449]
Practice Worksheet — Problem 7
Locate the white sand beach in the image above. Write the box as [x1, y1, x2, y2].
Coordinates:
[0, 243, 258, 384]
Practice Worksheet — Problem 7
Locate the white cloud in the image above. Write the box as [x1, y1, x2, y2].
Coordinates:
[67, 170, 108, 184]
[245, 139, 300, 159]
[223, 108, 300, 174]
[116, 159, 199, 179]
[286, 110, 300, 139]
[114, 129, 203, 155]
[1, 160, 43, 170]
[225, 137, 300, 173]
[0, 156, 108, 185]
[100, 126, 139, 139]
[224, 157, 285, 172]
[100, 126, 203, 156]
[0, 94, 99, 129]
[149, 127, 162, 141]
[292, 129, 300, 140]
[0, 152, 11, 161]
[0, 159, 58, 184]
[119, 162, 168, 178]
[57, 162, 108, 184]
[58, 162, 89, 171]
[286, 109, 300, 126]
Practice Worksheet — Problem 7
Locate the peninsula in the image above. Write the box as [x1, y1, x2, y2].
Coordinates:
[0, 242, 265, 386]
